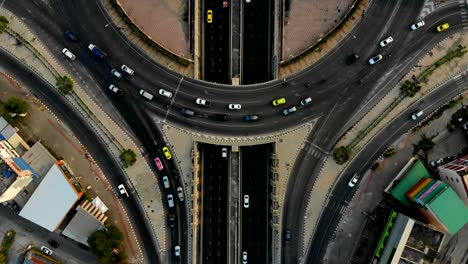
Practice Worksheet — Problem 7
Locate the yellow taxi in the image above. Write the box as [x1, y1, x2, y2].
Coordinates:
[207, 10, 213, 23]
[162, 147, 172, 160]
[436, 23, 449, 32]
[272, 98, 286, 106]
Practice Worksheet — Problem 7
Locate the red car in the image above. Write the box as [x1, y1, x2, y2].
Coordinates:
[154, 157, 163, 171]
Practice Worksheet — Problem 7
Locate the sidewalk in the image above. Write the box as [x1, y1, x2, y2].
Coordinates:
[301, 32, 468, 259]
[0, 8, 173, 262]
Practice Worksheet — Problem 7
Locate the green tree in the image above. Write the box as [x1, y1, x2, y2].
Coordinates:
[417, 134, 436, 152]
[56, 75, 74, 94]
[333, 146, 350, 165]
[88, 225, 127, 264]
[0, 251, 6, 264]
[2, 97, 28, 116]
[0, 16, 9, 33]
[120, 149, 137, 168]
[383, 147, 396, 158]
[400, 80, 421, 97]
[371, 162, 380, 171]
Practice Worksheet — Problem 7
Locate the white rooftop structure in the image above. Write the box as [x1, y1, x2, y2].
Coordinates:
[19, 163, 81, 231]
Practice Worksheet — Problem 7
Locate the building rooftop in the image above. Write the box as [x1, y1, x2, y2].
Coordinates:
[18, 163, 82, 232]
[427, 187, 468, 234]
[390, 160, 432, 208]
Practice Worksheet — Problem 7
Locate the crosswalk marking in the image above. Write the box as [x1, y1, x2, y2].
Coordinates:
[303, 142, 328, 161]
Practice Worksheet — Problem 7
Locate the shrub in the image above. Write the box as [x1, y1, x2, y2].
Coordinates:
[333, 146, 350, 165]
[0, 16, 9, 33]
[120, 149, 137, 168]
[56, 76, 74, 95]
[384, 148, 396, 158]
[371, 162, 380, 171]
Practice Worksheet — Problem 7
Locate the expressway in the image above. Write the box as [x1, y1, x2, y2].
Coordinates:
[1, 0, 466, 263]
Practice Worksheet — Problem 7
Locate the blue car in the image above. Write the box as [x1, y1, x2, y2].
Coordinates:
[64, 30, 78, 42]
[243, 115, 259, 121]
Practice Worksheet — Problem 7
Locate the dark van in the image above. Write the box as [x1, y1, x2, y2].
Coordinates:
[180, 108, 195, 116]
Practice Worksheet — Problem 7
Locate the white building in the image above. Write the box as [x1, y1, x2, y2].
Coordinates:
[437, 155, 468, 206]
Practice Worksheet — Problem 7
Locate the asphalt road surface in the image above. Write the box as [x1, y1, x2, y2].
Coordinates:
[203, 0, 231, 83]
[200, 144, 229, 264]
[240, 144, 272, 263]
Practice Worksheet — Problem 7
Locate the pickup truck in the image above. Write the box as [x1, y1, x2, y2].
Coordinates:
[88, 44, 107, 59]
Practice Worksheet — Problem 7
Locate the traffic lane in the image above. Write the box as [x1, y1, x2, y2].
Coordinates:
[241, 145, 270, 263]
[201, 145, 229, 264]
[306, 72, 468, 262]
[0, 49, 159, 263]
[203, 0, 231, 83]
[242, 0, 274, 84]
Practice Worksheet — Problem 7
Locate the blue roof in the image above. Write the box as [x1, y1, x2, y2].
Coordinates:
[12, 157, 39, 177]
[0, 134, 5, 140]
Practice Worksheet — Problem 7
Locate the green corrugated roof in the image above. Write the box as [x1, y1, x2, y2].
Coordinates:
[427, 187, 468, 234]
[390, 160, 432, 208]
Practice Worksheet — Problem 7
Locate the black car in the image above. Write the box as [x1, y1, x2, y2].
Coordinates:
[213, 114, 228, 121]
[64, 30, 79, 42]
[171, 169, 179, 179]
[285, 230, 292, 242]
[48, 239, 59, 248]
[346, 53, 359, 65]
[168, 214, 176, 228]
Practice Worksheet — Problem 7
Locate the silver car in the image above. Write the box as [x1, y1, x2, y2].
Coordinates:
[62, 48, 76, 60]
[159, 89, 173, 99]
[111, 69, 122, 78]
[368, 54, 383, 65]
[121, 64, 134, 75]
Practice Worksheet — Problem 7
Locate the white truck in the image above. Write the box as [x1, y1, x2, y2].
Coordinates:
[139, 89, 154, 100]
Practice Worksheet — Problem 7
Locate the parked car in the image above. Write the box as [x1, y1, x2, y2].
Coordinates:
[348, 173, 359, 188]
[154, 157, 163, 170]
[109, 84, 123, 95]
[111, 69, 122, 78]
[159, 89, 173, 99]
[346, 53, 359, 65]
[436, 23, 449, 32]
[379, 36, 394, 47]
[243, 195, 249, 208]
[282, 106, 297, 116]
[48, 240, 59, 248]
[430, 159, 444, 167]
[118, 184, 129, 197]
[411, 110, 423, 120]
[177, 187, 184, 201]
[62, 48, 76, 60]
[410, 21, 425, 30]
[41, 246, 53, 256]
[196, 98, 211, 107]
[162, 147, 172, 160]
[228, 103, 242, 110]
[121, 65, 134, 75]
[368, 54, 383, 65]
[300, 97, 312, 106]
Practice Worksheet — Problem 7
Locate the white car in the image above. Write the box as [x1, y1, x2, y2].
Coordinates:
[174, 245, 181, 257]
[368, 54, 383, 65]
[411, 21, 425, 30]
[348, 173, 359, 188]
[62, 48, 76, 60]
[243, 195, 249, 208]
[411, 110, 423, 120]
[177, 187, 184, 201]
[300, 97, 312, 106]
[242, 251, 248, 264]
[222, 148, 228, 158]
[111, 69, 122, 78]
[159, 89, 173, 99]
[121, 64, 134, 75]
[196, 98, 211, 107]
[430, 159, 443, 167]
[41, 246, 53, 255]
[228, 103, 242, 110]
[167, 194, 174, 208]
[162, 176, 170, 189]
[117, 184, 129, 197]
[109, 84, 123, 95]
[379, 36, 394, 47]
[282, 106, 297, 116]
